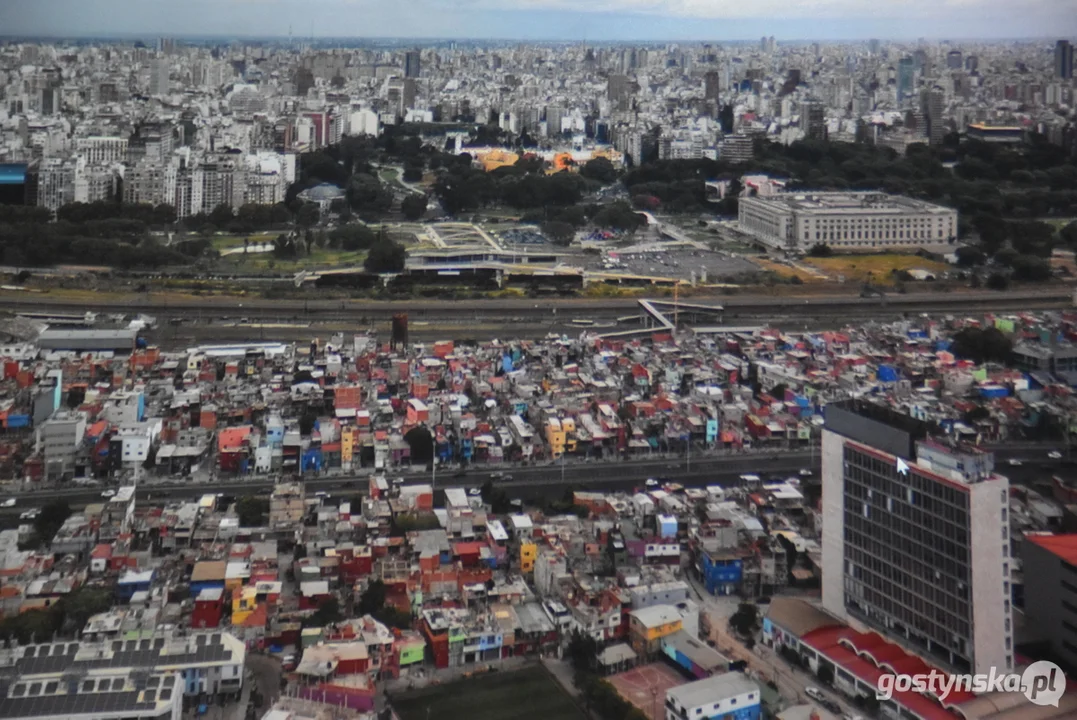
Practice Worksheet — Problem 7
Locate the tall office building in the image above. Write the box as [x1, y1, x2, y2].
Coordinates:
[704, 71, 721, 102]
[897, 57, 915, 105]
[802, 100, 826, 141]
[405, 50, 421, 79]
[922, 88, 946, 145]
[149, 58, 169, 96]
[821, 400, 1012, 675]
[1057, 40, 1074, 80]
[946, 50, 963, 69]
[608, 73, 629, 111]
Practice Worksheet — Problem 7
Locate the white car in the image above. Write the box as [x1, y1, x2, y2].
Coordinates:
[805, 687, 826, 703]
[468, 488, 482, 497]
[645, 478, 659, 488]
[1007, 459, 1023, 466]
[100, 489, 116, 498]
[1, 498, 15, 508]
[799, 468, 813, 477]
[19, 508, 39, 520]
[1049, 451, 1064, 460]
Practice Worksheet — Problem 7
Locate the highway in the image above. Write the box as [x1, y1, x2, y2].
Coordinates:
[0, 453, 819, 526]
[2, 288, 1072, 346]
[0, 443, 1065, 524]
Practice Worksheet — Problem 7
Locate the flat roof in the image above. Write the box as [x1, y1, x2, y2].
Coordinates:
[666, 672, 759, 708]
[743, 191, 954, 216]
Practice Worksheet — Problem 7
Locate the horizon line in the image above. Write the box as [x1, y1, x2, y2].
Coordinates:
[0, 33, 1071, 44]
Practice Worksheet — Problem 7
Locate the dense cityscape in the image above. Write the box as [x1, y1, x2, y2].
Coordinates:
[0, 6, 1076, 720]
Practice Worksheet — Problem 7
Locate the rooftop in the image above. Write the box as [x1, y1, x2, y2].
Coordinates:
[666, 672, 760, 708]
[1025, 533, 1077, 567]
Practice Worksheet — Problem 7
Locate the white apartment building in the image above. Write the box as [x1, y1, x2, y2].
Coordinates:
[73, 161, 116, 203]
[739, 191, 958, 253]
[34, 158, 77, 212]
[36, 410, 87, 480]
[122, 161, 177, 206]
[76, 136, 128, 164]
[821, 401, 1012, 675]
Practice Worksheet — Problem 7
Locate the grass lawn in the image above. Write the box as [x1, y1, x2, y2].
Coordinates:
[392, 665, 586, 720]
[208, 233, 277, 250]
[754, 258, 823, 282]
[804, 253, 951, 284]
[219, 247, 365, 271]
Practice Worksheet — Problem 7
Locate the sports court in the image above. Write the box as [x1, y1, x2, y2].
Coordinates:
[608, 662, 685, 720]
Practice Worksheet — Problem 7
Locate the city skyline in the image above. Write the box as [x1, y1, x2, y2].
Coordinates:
[3, 0, 1077, 42]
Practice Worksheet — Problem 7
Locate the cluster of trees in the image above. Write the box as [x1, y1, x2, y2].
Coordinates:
[235, 496, 271, 526]
[357, 579, 413, 630]
[566, 633, 650, 720]
[0, 584, 113, 644]
[0, 201, 190, 268]
[754, 136, 1077, 221]
[950, 326, 1013, 364]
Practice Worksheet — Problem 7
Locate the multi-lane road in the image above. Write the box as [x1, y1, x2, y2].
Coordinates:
[0, 453, 818, 523]
[0, 444, 1066, 527]
[1, 288, 1072, 345]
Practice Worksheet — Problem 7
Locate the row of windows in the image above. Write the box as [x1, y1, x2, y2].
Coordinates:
[844, 450, 972, 507]
[846, 587, 971, 651]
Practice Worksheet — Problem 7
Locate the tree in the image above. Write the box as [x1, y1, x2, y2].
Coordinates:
[61, 586, 113, 631]
[400, 194, 427, 221]
[298, 409, 318, 436]
[304, 229, 316, 255]
[580, 156, 619, 184]
[950, 326, 1013, 365]
[364, 234, 407, 273]
[304, 596, 344, 627]
[296, 202, 320, 229]
[729, 602, 760, 637]
[208, 203, 234, 228]
[358, 580, 387, 616]
[542, 220, 576, 246]
[402, 164, 424, 183]
[34, 500, 72, 545]
[235, 496, 270, 527]
[808, 243, 833, 257]
[817, 662, 835, 686]
[986, 272, 1010, 291]
[403, 425, 434, 464]
[954, 246, 986, 267]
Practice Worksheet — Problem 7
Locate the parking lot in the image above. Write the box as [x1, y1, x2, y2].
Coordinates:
[584, 247, 761, 281]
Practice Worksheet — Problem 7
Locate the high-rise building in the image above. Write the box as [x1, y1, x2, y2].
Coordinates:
[897, 57, 915, 105]
[946, 50, 963, 70]
[1056, 40, 1074, 80]
[608, 73, 629, 112]
[922, 88, 946, 145]
[965, 55, 979, 72]
[821, 400, 1012, 675]
[704, 71, 721, 102]
[802, 100, 827, 141]
[405, 50, 421, 79]
[868, 38, 881, 55]
[149, 58, 169, 96]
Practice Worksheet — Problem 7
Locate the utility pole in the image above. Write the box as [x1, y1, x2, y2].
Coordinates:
[431, 428, 436, 490]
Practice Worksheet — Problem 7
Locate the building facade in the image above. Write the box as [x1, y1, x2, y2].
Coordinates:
[1021, 533, 1077, 671]
[821, 401, 1012, 675]
[738, 191, 958, 253]
[664, 672, 761, 720]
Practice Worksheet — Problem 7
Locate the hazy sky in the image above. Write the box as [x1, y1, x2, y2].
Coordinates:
[3, 0, 1077, 41]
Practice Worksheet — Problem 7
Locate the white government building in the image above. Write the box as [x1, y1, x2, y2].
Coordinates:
[738, 191, 958, 253]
